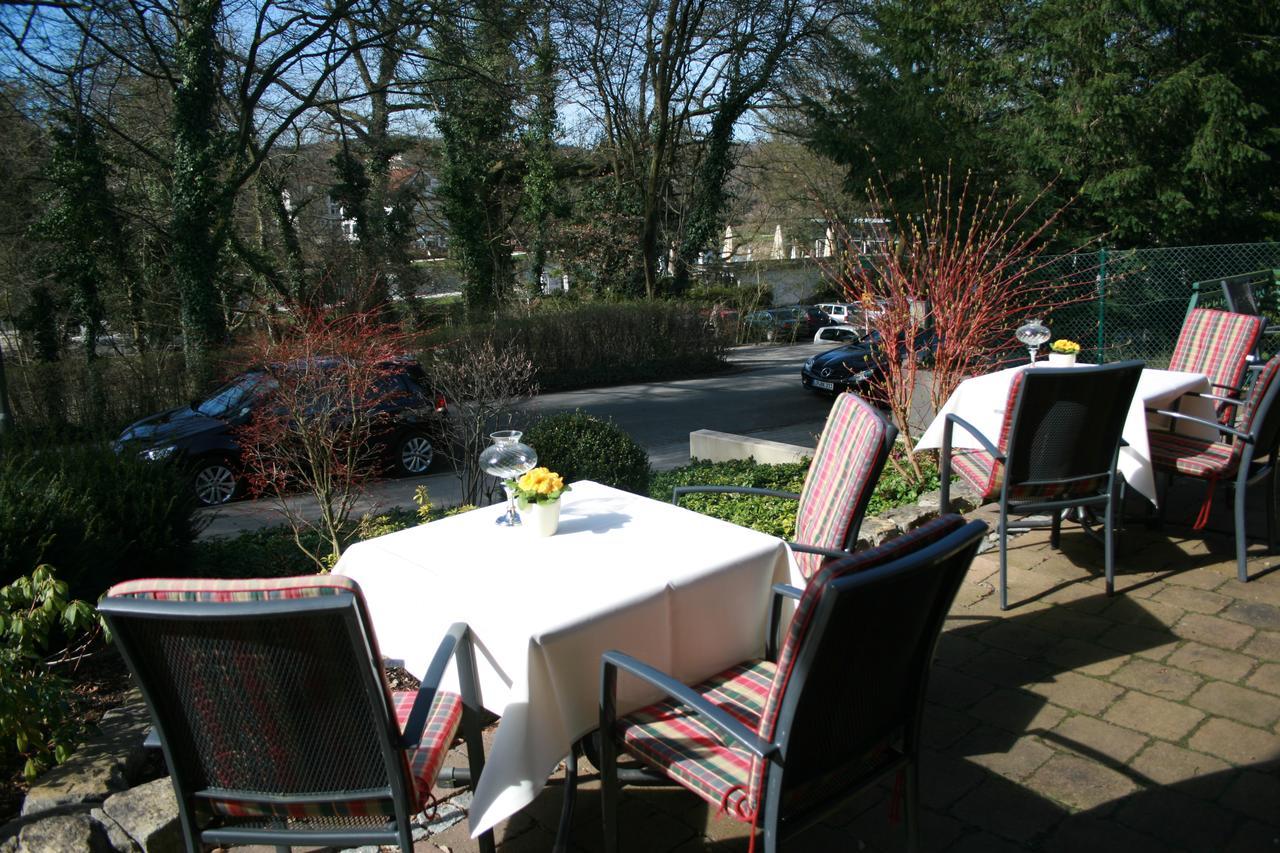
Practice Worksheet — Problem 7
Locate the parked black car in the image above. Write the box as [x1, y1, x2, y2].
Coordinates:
[800, 330, 938, 398]
[113, 357, 448, 506]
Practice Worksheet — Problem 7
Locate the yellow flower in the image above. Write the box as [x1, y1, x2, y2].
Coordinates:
[1050, 338, 1081, 355]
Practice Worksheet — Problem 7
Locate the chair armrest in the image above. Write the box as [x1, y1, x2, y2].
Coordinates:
[672, 485, 801, 506]
[766, 583, 803, 661]
[786, 541, 852, 559]
[1152, 409, 1253, 442]
[400, 622, 476, 749]
[600, 650, 780, 761]
[944, 414, 1005, 460]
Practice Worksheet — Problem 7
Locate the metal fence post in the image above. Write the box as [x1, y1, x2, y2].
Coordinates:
[1096, 246, 1107, 363]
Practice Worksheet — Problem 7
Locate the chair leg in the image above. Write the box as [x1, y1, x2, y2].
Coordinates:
[553, 746, 579, 853]
[1050, 509, 1063, 549]
[600, 730, 619, 853]
[1235, 469, 1251, 583]
[999, 513, 1009, 611]
[1267, 466, 1278, 553]
[904, 761, 920, 853]
[1105, 493, 1116, 596]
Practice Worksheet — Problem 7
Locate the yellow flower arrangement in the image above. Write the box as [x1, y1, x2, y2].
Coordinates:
[507, 466, 570, 507]
[1050, 339, 1081, 355]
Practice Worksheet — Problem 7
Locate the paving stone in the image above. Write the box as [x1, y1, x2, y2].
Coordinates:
[957, 647, 1056, 691]
[1040, 814, 1174, 853]
[1103, 690, 1206, 741]
[1049, 713, 1149, 763]
[1096, 622, 1179, 661]
[967, 688, 1068, 735]
[1220, 769, 1280, 826]
[950, 775, 1065, 843]
[934, 632, 986, 667]
[1027, 607, 1115, 642]
[1027, 671, 1123, 715]
[1109, 658, 1203, 700]
[1042, 638, 1129, 677]
[1150, 584, 1232, 614]
[978, 621, 1064, 658]
[1188, 718, 1280, 765]
[948, 726, 1055, 782]
[926, 665, 995, 710]
[918, 750, 985, 810]
[1223, 820, 1280, 853]
[1221, 600, 1280, 632]
[1161, 562, 1231, 590]
[1246, 662, 1280, 696]
[1103, 596, 1187, 630]
[944, 830, 1032, 853]
[1172, 612, 1256, 650]
[1114, 787, 1238, 852]
[1243, 630, 1280, 661]
[1232, 577, 1280, 607]
[1128, 741, 1231, 792]
[922, 703, 980, 750]
[1188, 681, 1280, 728]
[1024, 752, 1137, 812]
[1166, 642, 1258, 682]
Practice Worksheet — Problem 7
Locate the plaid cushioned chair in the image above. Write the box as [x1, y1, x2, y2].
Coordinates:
[939, 361, 1144, 609]
[599, 515, 988, 853]
[673, 392, 897, 579]
[1170, 309, 1264, 406]
[99, 576, 495, 853]
[1150, 354, 1280, 582]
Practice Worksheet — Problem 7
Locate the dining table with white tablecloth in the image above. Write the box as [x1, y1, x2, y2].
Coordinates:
[915, 364, 1220, 504]
[334, 480, 800, 837]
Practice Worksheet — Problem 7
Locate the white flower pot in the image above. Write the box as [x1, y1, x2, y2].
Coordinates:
[1047, 352, 1077, 366]
[523, 499, 562, 537]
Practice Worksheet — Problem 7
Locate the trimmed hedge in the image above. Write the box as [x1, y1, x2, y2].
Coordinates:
[0, 443, 198, 599]
[524, 411, 651, 494]
[649, 450, 942, 537]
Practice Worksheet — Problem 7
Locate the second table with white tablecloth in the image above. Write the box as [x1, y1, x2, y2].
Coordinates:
[915, 364, 1218, 504]
[334, 480, 799, 836]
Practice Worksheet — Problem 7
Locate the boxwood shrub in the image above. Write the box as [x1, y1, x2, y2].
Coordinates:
[0, 443, 197, 598]
[524, 411, 651, 494]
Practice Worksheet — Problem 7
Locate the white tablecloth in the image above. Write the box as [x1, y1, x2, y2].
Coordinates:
[334, 481, 798, 835]
[915, 365, 1216, 503]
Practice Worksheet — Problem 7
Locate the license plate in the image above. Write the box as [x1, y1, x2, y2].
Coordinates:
[813, 379, 834, 390]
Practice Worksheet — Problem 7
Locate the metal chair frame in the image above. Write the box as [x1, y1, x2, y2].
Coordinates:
[598, 519, 988, 853]
[100, 593, 495, 853]
[939, 362, 1144, 609]
[1153, 359, 1280, 582]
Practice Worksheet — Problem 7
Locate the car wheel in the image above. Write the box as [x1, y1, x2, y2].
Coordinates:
[395, 432, 434, 476]
[193, 457, 240, 506]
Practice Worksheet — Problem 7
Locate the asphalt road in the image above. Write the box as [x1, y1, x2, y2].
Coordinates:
[198, 342, 838, 537]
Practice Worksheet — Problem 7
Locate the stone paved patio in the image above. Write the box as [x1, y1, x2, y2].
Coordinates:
[399, 483, 1280, 853]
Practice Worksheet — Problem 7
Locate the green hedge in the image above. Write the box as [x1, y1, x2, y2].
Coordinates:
[524, 411, 651, 494]
[0, 444, 198, 598]
[479, 301, 726, 392]
[649, 451, 942, 537]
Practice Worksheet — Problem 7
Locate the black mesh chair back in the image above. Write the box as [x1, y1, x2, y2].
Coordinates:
[1004, 361, 1144, 491]
[1222, 275, 1263, 316]
[766, 519, 987, 825]
[99, 590, 422, 849]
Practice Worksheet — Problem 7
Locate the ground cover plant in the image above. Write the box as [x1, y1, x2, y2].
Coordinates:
[649, 449, 942, 538]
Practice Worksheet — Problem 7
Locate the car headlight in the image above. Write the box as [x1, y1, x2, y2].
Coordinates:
[803, 357, 816, 370]
[139, 444, 177, 462]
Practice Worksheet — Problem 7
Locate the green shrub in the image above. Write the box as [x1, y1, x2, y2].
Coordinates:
[499, 301, 726, 391]
[651, 459, 807, 537]
[0, 565, 101, 781]
[525, 411, 651, 494]
[0, 443, 197, 598]
[650, 451, 945, 537]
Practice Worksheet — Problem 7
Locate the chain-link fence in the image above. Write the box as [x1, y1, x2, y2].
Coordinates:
[1045, 242, 1280, 366]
